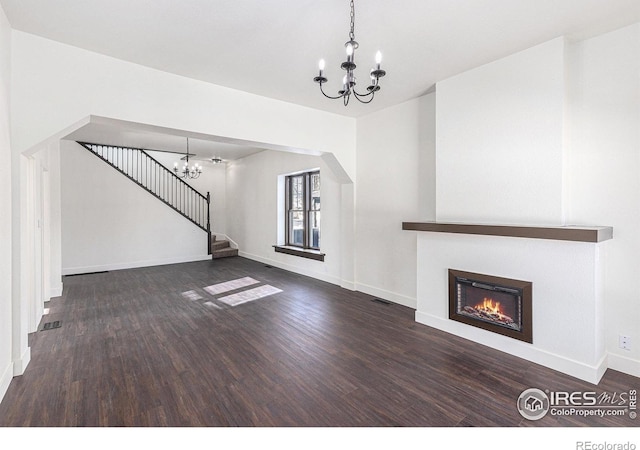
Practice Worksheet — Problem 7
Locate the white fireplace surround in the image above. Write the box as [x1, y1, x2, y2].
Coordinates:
[413, 227, 609, 384]
[406, 33, 638, 385]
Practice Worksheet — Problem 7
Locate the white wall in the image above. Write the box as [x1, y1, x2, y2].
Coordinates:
[419, 35, 610, 382]
[18, 140, 63, 324]
[13, 153, 31, 375]
[146, 150, 227, 236]
[416, 233, 607, 383]
[60, 141, 212, 274]
[436, 38, 566, 225]
[226, 150, 343, 285]
[47, 140, 63, 297]
[28, 154, 45, 332]
[11, 31, 356, 181]
[10, 26, 356, 311]
[566, 23, 640, 375]
[354, 94, 436, 308]
[0, 2, 13, 400]
[417, 27, 640, 380]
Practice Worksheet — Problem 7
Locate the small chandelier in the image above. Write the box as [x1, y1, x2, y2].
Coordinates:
[313, 0, 386, 106]
[173, 138, 202, 179]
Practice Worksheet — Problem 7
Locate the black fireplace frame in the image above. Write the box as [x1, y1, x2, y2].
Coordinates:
[448, 269, 533, 343]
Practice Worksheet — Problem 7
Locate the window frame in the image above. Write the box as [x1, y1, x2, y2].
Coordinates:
[284, 170, 320, 251]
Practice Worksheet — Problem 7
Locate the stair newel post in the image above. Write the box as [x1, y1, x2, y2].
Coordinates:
[206, 191, 212, 255]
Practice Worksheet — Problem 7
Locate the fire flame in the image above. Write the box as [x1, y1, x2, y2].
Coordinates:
[478, 297, 502, 315]
[461, 296, 516, 327]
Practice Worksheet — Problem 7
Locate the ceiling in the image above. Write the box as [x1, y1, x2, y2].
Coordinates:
[2, 0, 639, 157]
[63, 119, 267, 163]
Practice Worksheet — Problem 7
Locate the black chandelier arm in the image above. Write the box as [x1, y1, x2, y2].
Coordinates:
[319, 82, 347, 100]
[352, 89, 374, 98]
[352, 90, 376, 103]
[354, 93, 375, 104]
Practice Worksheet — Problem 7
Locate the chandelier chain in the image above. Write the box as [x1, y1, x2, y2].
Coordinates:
[349, 0, 355, 41]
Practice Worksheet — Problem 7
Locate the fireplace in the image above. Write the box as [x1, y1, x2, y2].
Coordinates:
[449, 269, 532, 343]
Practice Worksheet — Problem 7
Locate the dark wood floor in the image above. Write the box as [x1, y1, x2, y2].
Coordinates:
[0, 257, 637, 427]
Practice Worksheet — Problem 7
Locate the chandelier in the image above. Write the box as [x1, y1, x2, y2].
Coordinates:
[174, 138, 202, 179]
[313, 0, 386, 106]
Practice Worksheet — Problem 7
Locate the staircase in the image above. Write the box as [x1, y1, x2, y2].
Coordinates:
[78, 141, 214, 254]
[79, 141, 240, 259]
[212, 236, 238, 259]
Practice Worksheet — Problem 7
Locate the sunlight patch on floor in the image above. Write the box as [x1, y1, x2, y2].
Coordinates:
[203, 277, 259, 296]
[217, 285, 283, 307]
[181, 290, 204, 301]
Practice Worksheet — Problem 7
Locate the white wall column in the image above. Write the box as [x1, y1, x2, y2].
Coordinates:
[0, 1, 14, 400]
[48, 140, 63, 298]
[11, 153, 32, 376]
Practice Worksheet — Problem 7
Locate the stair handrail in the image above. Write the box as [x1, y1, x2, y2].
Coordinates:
[78, 141, 208, 200]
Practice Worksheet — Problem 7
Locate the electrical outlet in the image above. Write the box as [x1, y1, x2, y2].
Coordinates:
[619, 335, 631, 351]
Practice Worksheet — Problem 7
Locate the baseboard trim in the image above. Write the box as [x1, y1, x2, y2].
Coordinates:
[239, 251, 341, 286]
[62, 254, 211, 276]
[50, 282, 63, 298]
[355, 282, 416, 309]
[415, 310, 606, 385]
[340, 280, 356, 291]
[0, 361, 13, 404]
[12, 347, 31, 377]
[607, 352, 640, 379]
[239, 252, 413, 306]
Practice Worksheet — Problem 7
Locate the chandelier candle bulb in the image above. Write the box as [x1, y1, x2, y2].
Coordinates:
[346, 42, 354, 60]
[375, 51, 382, 69]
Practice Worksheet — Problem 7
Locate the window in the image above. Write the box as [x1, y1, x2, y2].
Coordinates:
[285, 170, 320, 250]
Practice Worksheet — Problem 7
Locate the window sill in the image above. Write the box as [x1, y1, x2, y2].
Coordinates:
[273, 245, 325, 262]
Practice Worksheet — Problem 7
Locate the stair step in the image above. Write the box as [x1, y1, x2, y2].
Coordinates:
[212, 239, 231, 250]
[212, 247, 239, 259]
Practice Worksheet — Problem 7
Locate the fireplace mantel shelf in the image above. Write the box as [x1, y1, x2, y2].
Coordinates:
[402, 221, 613, 243]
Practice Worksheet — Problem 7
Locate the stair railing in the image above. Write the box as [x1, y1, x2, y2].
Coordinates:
[77, 142, 212, 254]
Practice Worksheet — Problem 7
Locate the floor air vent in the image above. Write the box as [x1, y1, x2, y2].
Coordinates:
[64, 271, 108, 277]
[371, 298, 391, 305]
[41, 321, 62, 331]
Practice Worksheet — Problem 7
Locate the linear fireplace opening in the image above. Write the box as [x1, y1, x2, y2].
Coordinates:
[449, 269, 532, 343]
